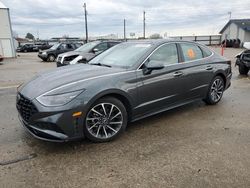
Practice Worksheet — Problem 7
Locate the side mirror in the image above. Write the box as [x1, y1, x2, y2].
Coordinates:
[93, 48, 99, 53]
[143, 61, 164, 75]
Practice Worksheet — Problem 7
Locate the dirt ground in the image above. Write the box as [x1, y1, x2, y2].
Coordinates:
[0, 47, 250, 188]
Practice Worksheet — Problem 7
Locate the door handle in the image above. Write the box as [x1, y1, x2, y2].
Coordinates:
[173, 71, 183, 77]
[206, 65, 213, 70]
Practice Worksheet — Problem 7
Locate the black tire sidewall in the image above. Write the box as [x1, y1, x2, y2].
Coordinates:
[47, 55, 55, 62]
[83, 97, 128, 142]
[239, 64, 249, 75]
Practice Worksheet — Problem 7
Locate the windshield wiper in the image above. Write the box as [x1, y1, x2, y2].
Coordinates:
[91, 63, 112, 68]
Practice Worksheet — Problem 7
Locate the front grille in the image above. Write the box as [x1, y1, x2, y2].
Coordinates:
[16, 93, 38, 122]
[64, 55, 78, 62]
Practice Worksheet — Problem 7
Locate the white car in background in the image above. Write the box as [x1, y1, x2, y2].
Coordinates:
[56, 41, 121, 67]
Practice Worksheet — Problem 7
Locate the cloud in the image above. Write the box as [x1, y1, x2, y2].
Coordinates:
[1, 0, 250, 38]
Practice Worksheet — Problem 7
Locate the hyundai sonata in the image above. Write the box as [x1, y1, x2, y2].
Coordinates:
[16, 40, 232, 142]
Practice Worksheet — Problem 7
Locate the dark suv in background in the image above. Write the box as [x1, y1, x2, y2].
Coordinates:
[16, 44, 36, 52]
[38, 42, 82, 62]
[56, 41, 120, 67]
[33, 43, 52, 51]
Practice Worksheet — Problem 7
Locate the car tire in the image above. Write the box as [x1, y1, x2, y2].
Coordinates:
[47, 54, 55, 62]
[204, 76, 225, 105]
[83, 97, 127, 142]
[24, 49, 27, 53]
[238, 64, 249, 75]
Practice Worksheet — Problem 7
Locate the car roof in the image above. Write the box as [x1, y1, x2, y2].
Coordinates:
[125, 39, 200, 46]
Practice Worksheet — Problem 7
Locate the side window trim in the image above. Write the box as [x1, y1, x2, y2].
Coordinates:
[176, 43, 184, 63]
[198, 46, 205, 58]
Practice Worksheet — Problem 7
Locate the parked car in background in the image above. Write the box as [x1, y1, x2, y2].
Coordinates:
[235, 42, 250, 75]
[38, 42, 82, 62]
[56, 41, 121, 67]
[33, 43, 52, 51]
[16, 40, 232, 142]
[0, 54, 3, 62]
[16, 44, 36, 52]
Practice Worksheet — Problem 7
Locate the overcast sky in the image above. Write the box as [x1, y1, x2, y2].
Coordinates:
[1, 0, 250, 39]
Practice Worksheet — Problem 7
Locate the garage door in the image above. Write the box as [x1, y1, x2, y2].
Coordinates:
[0, 39, 12, 58]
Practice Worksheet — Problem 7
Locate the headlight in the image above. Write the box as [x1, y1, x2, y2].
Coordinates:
[36, 90, 84, 107]
[42, 52, 47, 55]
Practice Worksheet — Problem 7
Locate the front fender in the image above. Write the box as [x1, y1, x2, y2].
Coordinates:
[85, 88, 134, 111]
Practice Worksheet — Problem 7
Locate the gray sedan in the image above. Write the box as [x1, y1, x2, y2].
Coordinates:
[16, 40, 232, 142]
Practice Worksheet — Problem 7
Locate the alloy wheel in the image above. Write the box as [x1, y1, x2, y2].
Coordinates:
[210, 78, 224, 103]
[86, 103, 123, 139]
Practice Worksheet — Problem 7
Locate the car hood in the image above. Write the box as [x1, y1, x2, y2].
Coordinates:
[79, 52, 96, 61]
[40, 48, 53, 53]
[19, 64, 125, 100]
[58, 51, 80, 58]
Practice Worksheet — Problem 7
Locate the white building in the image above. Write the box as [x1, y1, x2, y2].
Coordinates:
[0, 1, 15, 58]
[219, 19, 250, 45]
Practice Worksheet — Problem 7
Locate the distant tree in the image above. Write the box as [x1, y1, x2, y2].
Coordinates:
[149, 33, 163, 39]
[25, 33, 35, 40]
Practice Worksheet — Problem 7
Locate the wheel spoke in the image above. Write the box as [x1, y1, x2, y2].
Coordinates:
[218, 85, 224, 91]
[101, 104, 107, 115]
[96, 125, 101, 137]
[106, 125, 118, 133]
[103, 126, 108, 138]
[110, 112, 121, 121]
[86, 117, 99, 121]
[109, 121, 122, 125]
[108, 105, 114, 118]
[91, 108, 104, 116]
[216, 93, 220, 100]
[88, 122, 99, 131]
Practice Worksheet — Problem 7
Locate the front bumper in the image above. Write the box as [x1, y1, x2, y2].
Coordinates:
[56, 61, 68, 67]
[225, 72, 232, 90]
[19, 116, 70, 142]
[38, 53, 48, 60]
[16, 95, 86, 142]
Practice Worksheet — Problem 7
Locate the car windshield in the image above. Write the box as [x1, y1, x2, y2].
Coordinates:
[50, 43, 61, 50]
[75, 41, 100, 53]
[89, 42, 152, 68]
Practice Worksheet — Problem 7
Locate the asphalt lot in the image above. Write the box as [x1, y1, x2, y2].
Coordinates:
[0, 47, 250, 188]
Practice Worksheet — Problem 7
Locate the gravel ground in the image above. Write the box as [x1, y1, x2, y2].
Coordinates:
[0, 47, 250, 188]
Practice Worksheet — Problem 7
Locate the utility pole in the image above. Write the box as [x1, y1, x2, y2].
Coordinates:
[124, 19, 126, 41]
[228, 11, 232, 20]
[228, 11, 232, 40]
[143, 11, 146, 39]
[83, 3, 88, 43]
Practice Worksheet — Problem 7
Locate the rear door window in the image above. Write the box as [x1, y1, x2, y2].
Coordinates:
[60, 44, 67, 50]
[180, 43, 203, 62]
[148, 43, 179, 66]
[66, 44, 74, 49]
[200, 46, 212, 57]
